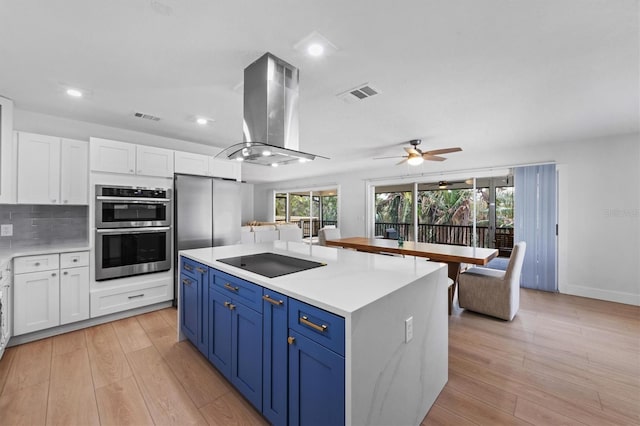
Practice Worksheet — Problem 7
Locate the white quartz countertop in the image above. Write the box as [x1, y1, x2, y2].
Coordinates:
[179, 241, 446, 317]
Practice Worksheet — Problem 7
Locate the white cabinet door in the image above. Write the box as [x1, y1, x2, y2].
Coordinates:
[60, 266, 89, 325]
[174, 151, 209, 176]
[209, 158, 241, 181]
[16, 132, 61, 204]
[60, 139, 89, 205]
[0, 97, 15, 204]
[136, 145, 174, 177]
[14, 270, 60, 335]
[90, 137, 136, 174]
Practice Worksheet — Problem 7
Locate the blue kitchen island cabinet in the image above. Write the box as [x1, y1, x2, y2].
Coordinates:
[262, 289, 289, 426]
[208, 270, 263, 411]
[179, 257, 208, 356]
[289, 330, 345, 426]
[179, 241, 448, 426]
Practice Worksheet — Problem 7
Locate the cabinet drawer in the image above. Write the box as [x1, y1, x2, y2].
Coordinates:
[289, 299, 345, 356]
[181, 257, 208, 279]
[211, 269, 262, 313]
[14, 254, 59, 274]
[91, 282, 171, 317]
[60, 251, 89, 268]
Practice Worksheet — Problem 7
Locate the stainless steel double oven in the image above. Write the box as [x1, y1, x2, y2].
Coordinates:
[95, 185, 172, 281]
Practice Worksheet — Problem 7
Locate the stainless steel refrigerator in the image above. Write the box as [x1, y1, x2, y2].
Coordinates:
[174, 174, 241, 303]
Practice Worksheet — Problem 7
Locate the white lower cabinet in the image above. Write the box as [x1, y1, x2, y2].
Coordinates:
[60, 266, 89, 325]
[14, 270, 60, 335]
[13, 251, 89, 335]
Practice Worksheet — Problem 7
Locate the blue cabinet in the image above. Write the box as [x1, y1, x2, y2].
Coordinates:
[208, 271, 263, 411]
[208, 288, 232, 378]
[180, 256, 346, 426]
[180, 258, 209, 356]
[263, 290, 289, 426]
[288, 330, 345, 426]
[179, 273, 198, 343]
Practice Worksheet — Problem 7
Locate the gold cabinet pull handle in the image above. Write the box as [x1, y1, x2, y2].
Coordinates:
[287, 336, 296, 345]
[182, 278, 192, 286]
[262, 295, 284, 305]
[223, 301, 236, 310]
[224, 283, 239, 292]
[195, 267, 206, 273]
[183, 264, 193, 271]
[300, 316, 328, 332]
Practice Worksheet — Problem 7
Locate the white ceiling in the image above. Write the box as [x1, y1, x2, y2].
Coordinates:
[0, 0, 637, 183]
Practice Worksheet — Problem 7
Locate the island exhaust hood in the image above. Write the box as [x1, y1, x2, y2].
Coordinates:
[218, 53, 327, 166]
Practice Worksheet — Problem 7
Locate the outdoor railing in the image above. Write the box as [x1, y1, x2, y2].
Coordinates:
[297, 220, 338, 237]
[375, 223, 514, 249]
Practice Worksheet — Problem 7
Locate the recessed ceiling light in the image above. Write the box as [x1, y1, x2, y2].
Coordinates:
[235, 157, 244, 162]
[66, 88, 83, 98]
[196, 117, 208, 125]
[294, 31, 337, 57]
[262, 150, 272, 157]
[298, 158, 309, 163]
[307, 43, 324, 57]
[271, 163, 279, 167]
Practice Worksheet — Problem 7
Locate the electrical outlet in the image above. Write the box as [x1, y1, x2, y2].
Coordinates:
[0, 224, 13, 237]
[405, 316, 413, 343]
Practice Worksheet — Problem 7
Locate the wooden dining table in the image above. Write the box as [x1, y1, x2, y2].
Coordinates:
[324, 237, 499, 314]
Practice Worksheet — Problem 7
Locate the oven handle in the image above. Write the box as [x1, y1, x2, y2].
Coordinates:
[96, 196, 171, 203]
[96, 226, 171, 234]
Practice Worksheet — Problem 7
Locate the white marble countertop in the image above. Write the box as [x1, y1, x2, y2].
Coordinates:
[180, 241, 446, 317]
[0, 243, 91, 268]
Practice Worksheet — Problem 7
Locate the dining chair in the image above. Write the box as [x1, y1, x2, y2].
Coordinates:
[457, 241, 526, 321]
[318, 227, 341, 246]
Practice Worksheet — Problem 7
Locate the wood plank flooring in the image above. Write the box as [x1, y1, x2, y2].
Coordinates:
[0, 289, 637, 425]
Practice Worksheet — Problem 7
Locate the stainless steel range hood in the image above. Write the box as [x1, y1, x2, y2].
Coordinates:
[218, 53, 327, 166]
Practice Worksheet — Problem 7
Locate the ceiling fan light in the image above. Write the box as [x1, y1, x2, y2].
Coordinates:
[407, 154, 424, 166]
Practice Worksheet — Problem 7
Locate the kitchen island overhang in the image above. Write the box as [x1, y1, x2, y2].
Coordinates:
[179, 241, 448, 426]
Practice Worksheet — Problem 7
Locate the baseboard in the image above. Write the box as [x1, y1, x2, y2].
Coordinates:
[7, 301, 174, 347]
[561, 284, 640, 306]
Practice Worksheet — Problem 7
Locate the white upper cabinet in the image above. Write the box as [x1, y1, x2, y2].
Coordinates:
[16, 132, 88, 205]
[174, 151, 210, 176]
[90, 137, 136, 174]
[0, 96, 15, 204]
[17, 133, 60, 204]
[90, 137, 174, 178]
[174, 151, 241, 181]
[210, 157, 241, 181]
[136, 145, 174, 177]
[60, 139, 89, 204]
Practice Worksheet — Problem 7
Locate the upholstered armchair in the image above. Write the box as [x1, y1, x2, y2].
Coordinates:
[458, 242, 526, 321]
[318, 227, 341, 246]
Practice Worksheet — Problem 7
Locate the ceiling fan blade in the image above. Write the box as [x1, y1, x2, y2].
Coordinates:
[404, 147, 421, 155]
[396, 158, 408, 165]
[423, 147, 462, 156]
[422, 154, 447, 161]
[373, 155, 404, 160]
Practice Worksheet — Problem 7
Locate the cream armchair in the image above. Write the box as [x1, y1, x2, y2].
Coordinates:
[458, 241, 526, 321]
[318, 227, 341, 246]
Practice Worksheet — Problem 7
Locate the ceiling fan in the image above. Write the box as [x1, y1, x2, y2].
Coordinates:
[375, 139, 462, 166]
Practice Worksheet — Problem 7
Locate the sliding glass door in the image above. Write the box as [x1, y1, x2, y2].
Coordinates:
[273, 188, 339, 240]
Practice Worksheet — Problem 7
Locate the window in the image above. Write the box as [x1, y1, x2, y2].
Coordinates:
[273, 188, 339, 239]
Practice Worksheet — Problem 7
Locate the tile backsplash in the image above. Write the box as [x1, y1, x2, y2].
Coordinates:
[0, 204, 88, 249]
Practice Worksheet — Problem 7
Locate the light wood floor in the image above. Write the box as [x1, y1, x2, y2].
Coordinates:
[0, 289, 638, 425]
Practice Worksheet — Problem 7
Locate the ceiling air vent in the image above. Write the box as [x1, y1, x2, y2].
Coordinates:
[133, 111, 161, 121]
[337, 83, 380, 103]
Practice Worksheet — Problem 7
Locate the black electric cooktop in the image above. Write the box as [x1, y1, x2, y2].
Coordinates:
[216, 252, 326, 278]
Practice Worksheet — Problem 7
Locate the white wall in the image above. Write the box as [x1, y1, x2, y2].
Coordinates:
[254, 133, 640, 306]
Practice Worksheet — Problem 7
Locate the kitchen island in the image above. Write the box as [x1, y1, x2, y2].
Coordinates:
[179, 241, 448, 426]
